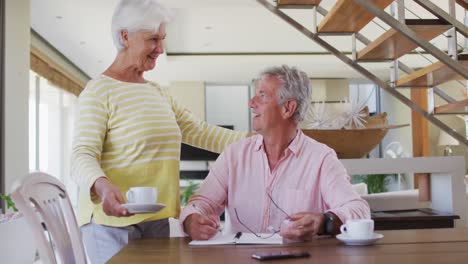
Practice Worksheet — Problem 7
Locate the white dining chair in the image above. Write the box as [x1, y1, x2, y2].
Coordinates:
[11, 172, 87, 264]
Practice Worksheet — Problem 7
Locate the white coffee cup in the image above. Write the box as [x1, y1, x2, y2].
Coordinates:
[126, 187, 157, 204]
[340, 219, 374, 239]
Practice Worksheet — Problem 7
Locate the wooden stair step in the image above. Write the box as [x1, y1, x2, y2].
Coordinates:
[456, 0, 468, 10]
[434, 99, 468, 115]
[357, 19, 451, 61]
[318, 0, 393, 33]
[396, 54, 468, 87]
[277, 0, 321, 8]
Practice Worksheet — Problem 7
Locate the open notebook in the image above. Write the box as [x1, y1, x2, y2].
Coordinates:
[189, 232, 283, 246]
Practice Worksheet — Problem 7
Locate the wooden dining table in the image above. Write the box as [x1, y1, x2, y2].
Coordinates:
[108, 228, 468, 263]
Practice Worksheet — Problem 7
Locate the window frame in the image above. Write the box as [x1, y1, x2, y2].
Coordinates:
[0, 0, 5, 213]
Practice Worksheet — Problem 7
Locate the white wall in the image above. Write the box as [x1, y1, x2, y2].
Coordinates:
[4, 0, 30, 192]
[165, 81, 207, 171]
[378, 79, 468, 173]
[324, 79, 350, 101]
[379, 79, 467, 172]
[380, 88, 413, 157]
[430, 80, 467, 172]
[206, 85, 250, 133]
[310, 80, 327, 101]
[310, 79, 349, 101]
[166, 81, 205, 120]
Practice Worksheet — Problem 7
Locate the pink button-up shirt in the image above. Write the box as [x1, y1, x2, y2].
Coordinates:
[179, 130, 370, 234]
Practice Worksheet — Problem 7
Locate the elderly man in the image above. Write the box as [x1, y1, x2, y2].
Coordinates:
[179, 65, 370, 241]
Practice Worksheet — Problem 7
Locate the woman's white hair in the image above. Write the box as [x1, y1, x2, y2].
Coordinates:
[111, 0, 172, 52]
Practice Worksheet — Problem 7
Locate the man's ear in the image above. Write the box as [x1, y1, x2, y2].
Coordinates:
[282, 100, 298, 119]
[120, 30, 130, 49]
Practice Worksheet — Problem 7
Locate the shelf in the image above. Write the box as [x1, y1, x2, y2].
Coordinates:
[372, 208, 459, 230]
[318, 0, 393, 33]
[357, 19, 451, 61]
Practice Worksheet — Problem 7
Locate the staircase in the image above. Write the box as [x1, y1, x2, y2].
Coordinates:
[260, 0, 468, 146]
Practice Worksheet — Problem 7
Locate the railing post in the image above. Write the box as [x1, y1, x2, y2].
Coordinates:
[312, 6, 317, 33]
[448, 0, 458, 59]
[389, 0, 405, 87]
[389, 60, 399, 88]
[352, 33, 357, 61]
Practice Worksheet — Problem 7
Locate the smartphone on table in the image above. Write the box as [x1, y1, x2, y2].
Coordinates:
[251, 251, 310, 261]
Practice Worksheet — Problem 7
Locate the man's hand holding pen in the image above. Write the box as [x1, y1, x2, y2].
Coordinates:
[184, 204, 221, 240]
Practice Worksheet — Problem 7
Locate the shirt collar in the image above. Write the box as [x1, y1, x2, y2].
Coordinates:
[253, 129, 303, 156]
[254, 135, 263, 152]
[287, 129, 302, 155]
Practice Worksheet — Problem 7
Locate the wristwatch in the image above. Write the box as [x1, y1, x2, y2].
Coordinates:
[323, 212, 335, 235]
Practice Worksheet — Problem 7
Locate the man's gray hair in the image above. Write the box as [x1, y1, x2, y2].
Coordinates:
[260, 65, 311, 123]
[111, 0, 172, 52]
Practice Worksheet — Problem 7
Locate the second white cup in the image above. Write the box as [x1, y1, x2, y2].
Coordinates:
[340, 219, 374, 239]
[126, 187, 157, 204]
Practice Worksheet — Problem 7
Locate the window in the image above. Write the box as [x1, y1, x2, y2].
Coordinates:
[349, 81, 378, 114]
[29, 70, 79, 206]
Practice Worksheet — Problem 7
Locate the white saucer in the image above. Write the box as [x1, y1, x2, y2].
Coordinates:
[122, 203, 166, 214]
[336, 233, 384, 246]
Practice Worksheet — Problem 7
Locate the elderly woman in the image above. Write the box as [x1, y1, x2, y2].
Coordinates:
[71, 0, 246, 262]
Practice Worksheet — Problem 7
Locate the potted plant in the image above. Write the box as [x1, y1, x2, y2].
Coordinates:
[351, 174, 399, 194]
[180, 181, 200, 206]
[0, 193, 18, 212]
[0, 193, 37, 264]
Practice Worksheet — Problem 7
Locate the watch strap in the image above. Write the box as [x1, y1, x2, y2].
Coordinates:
[323, 212, 334, 235]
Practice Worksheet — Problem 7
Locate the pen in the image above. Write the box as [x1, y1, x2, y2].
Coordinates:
[191, 204, 222, 232]
[191, 203, 206, 216]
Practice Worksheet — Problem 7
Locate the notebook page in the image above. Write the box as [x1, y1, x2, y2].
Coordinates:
[189, 232, 236, 246]
[236, 233, 283, 245]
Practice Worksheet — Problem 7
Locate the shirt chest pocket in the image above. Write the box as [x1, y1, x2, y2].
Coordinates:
[279, 188, 317, 215]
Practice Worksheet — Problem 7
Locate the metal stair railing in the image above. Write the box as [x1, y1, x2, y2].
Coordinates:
[315, 5, 459, 104]
[401, 3, 465, 102]
[414, 0, 468, 38]
[353, 0, 468, 79]
[256, 0, 468, 146]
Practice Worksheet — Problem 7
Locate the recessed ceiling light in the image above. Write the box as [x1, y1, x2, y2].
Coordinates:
[203, 42, 212, 47]
[56, 16, 63, 19]
[80, 41, 86, 45]
[205, 26, 212, 30]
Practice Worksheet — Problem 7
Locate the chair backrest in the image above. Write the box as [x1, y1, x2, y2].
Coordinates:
[11, 172, 87, 264]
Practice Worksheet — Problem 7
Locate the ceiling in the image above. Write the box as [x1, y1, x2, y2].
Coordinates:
[31, 0, 466, 86]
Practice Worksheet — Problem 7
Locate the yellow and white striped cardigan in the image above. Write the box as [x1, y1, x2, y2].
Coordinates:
[71, 75, 245, 227]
